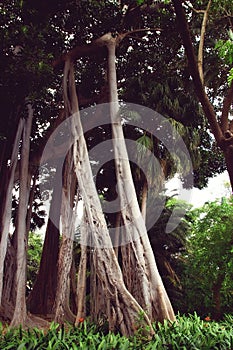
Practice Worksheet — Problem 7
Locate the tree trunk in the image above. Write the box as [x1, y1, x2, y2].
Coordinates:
[114, 212, 121, 258]
[53, 151, 77, 323]
[212, 274, 224, 321]
[27, 168, 61, 315]
[0, 235, 17, 321]
[141, 181, 148, 222]
[11, 103, 33, 327]
[26, 170, 38, 236]
[75, 217, 88, 323]
[106, 34, 175, 322]
[63, 59, 154, 336]
[0, 118, 24, 304]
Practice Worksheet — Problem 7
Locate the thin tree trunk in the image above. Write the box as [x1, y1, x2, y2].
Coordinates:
[75, 217, 88, 323]
[70, 258, 78, 315]
[26, 170, 38, 236]
[0, 118, 24, 304]
[11, 103, 33, 327]
[212, 274, 224, 321]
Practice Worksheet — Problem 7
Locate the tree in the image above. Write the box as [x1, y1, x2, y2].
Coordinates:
[1, 0, 230, 334]
[182, 199, 233, 319]
[172, 0, 233, 190]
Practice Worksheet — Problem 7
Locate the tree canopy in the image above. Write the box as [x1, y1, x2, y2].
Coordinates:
[0, 0, 233, 336]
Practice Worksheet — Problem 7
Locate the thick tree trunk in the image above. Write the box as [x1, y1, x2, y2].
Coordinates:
[0, 235, 17, 321]
[106, 34, 175, 322]
[53, 152, 77, 323]
[63, 59, 154, 336]
[27, 168, 61, 315]
[0, 118, 24, 304]
[11, 103, 33, 327]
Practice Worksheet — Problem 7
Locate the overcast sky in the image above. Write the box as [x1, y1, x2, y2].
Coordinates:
[166, 171, 230, 208]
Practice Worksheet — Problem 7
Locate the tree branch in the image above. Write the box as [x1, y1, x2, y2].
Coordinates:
[53, 29, 161, 69]
[172, 0, 223, 146]
[52, 38, 108, 69]
[198, 0, 212, 85]
[183, 2, 205, 14]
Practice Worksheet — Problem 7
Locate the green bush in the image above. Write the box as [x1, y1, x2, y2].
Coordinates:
[0, 314, 232, 349]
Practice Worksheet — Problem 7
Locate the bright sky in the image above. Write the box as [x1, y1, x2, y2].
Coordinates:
[166, 171, 230, 208]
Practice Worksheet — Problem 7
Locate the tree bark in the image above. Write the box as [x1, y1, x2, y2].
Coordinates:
[141, 181, 148, 222]
[105, 33, 175, 322]
[27, 168, 62, 315]
[172, 0, 233, 193]
[11, 103, 33, 327]
[0, 118, 24, 304]
[75, 217, 88, 323]
[63, 59, 154, 336]
[53, 154, 77, 324]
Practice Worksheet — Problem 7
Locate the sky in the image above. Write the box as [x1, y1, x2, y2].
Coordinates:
[166, 171, 230, 208]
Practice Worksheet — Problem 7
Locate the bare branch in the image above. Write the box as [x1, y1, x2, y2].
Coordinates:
[172, 0, 223, 145]
[198, 0, 212, 85]
[183, 2, 205, 14]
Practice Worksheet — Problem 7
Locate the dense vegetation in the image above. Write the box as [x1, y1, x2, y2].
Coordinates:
[0, 0, 233, 345]
[0, 314, 233, 349]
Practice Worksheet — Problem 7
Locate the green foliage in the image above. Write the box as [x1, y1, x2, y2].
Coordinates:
[27, 232, 43, 293]
[215, 30, 233, 85]
[180, 198, 233, 317]
[0, 315, 232, 349]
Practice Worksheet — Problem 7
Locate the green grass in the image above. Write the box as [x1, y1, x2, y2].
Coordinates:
[0, 314, 232, 349]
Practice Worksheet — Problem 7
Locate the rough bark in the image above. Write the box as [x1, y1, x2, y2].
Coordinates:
[53, 89, 78, 323]
[11, 103, 33, 327]
[27, 168, 61, 315]
[63, 59, 154, 336]
[141, 182, 148, 222]
[75, 217, 88, 323]
[105, 33, 175, 322]
[0, 118, 24, 304]
[114, 212, 121, 258]
[0, 236, 17, 321]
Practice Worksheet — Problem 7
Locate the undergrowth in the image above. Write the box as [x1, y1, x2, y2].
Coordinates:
[0, 313, 232, 349]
